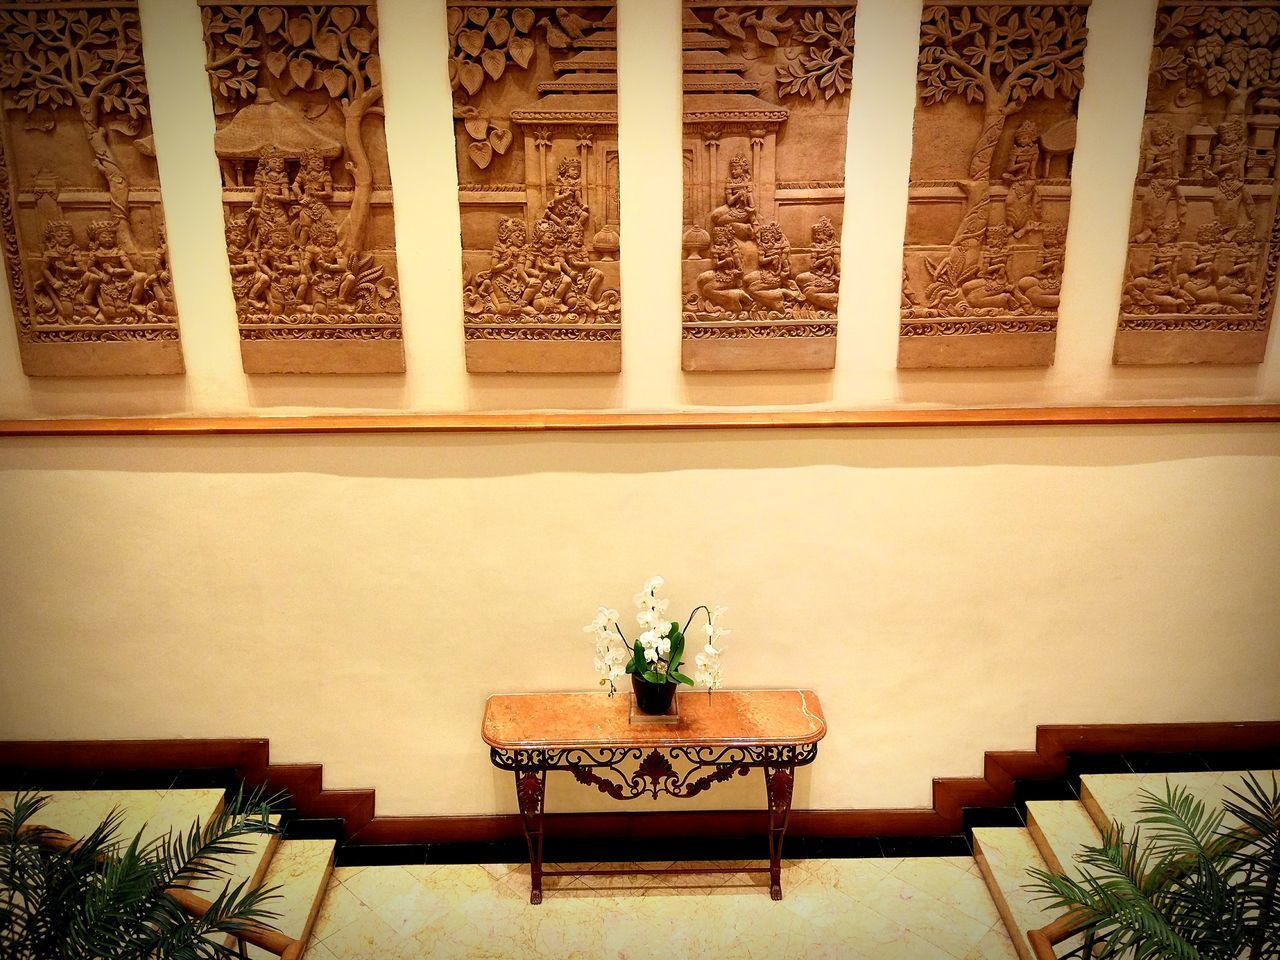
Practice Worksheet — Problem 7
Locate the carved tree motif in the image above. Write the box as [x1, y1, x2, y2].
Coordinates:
[1151, 6, 1280, 112]
[899, 2, 1090, 369]
[203, 4, 384, 256]
[1115, 1, 1280, 366]
[777, 8, 856, 100]
[0, 6, 150, 247]
[0, 0, 182, 376]
[199, 1, 402, 374]
[917, 4, 1088, 248]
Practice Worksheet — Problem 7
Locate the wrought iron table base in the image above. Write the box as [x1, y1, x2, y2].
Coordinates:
[491, 743, 818, 904]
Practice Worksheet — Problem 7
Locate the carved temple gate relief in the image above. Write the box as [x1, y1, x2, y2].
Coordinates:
[0, 0, 182, 376]
[681, 2, 857, 372]
[899, 1, 1090, 369]
[199, 0, 403, 374]
[449, 1, 622, 373]
[1115, 1, 1280, 365]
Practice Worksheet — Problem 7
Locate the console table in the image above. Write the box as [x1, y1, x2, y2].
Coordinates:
[481, 689, 826, 903]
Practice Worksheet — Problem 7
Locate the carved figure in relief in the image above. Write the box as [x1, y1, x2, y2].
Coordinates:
[292, 148, 334, 202]
[959, 226, 1014, 311]
[34, 221, 85, 320]
[249, 146, 293, 242]
[710, 155, 757, 241]
[545, 158, 590, 233]
[1132, 177, 1188, 244]
[1002, 123, 1044, 240]
[1212, 169, 1258, 241]
[1212, 117, 1248, 179]
[1142, 120, 1182, 180]
[81, 219, 150, 319]
[557, 226, 607, 311]
[1013, 223, 1067, 312]
[300, 218, 358, 311]
[796, 217, 841, 312]
[1122, 241, 1192, 313]
[255, 226, 303, 312]
[743, 221, 804, 311]
[225, 215, 260, 302]
[1004, 121, 1042, 183]
[143, 232, 173, 313]
[696, 226, 752, 313]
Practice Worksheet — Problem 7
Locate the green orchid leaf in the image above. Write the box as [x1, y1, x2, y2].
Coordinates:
[668, 632, 685, 673]
[642, 670, 666, 684]
[632, 640, 644, 674]
[670, 670, 694, 686]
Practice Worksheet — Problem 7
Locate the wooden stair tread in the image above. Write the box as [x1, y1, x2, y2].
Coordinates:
[1025, 800, 1102, 878]
[247, 838, 335, 959]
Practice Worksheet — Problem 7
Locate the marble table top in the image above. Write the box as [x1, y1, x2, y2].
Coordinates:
[481, 689, 826, 750]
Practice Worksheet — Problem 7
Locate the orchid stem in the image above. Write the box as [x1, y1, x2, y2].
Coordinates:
[682, 605, 712, 637]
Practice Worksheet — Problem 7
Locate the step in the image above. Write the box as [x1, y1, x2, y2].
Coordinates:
[0, 788, 226, 847]
[247, 838, 335, 960]
[1081, 768, 1280, 837]
[973, 827, 1082, 960]
[193, 815, 282, 951]
[1025, 800, 1102, 878]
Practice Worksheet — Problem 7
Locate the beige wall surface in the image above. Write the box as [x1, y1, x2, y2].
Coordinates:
[0, 0, 1278, 820]
[1, 425, 1278, 816]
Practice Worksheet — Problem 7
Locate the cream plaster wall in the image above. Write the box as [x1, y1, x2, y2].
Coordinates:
[1, 426, 1278, 816]
[0, 0, 1278, 819]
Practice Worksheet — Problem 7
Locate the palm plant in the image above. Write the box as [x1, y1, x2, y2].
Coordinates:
[1027, 772, 1280, 960]
[0, 787, 286, 959]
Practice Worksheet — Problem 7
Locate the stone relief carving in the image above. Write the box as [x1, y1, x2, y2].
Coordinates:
[1114, 2, 1280, 365]
[0, 0, 182, 376]
[681, 2, 857, 371]
[199, 0, 402, 374]
[450, 2, 622, 373]
[899, 1, 1090, 369]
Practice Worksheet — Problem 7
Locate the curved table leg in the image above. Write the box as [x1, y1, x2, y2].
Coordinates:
[764, 765, 795, 900]
[514, 761, 547, 905]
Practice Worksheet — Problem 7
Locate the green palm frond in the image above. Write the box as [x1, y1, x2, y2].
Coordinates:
[1026, 773, 1280, 960]
[1, 786, 287, 960]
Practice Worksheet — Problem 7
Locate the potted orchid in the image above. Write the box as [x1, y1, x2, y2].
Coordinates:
[585, 576, 728, 715]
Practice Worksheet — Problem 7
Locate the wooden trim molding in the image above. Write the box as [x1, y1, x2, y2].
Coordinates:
[2, 722, 1277, 844]
[0, 404, 1278, 437]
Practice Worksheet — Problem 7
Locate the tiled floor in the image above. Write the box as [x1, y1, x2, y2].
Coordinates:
[304, 857, 1018, 960]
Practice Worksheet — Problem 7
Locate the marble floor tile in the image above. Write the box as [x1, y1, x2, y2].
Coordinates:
[301, 855, 1019, 959]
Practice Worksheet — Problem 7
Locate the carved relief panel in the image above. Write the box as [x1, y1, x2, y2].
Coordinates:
[681, 2, 857, 372]
[0, 0, 182, 376]
[449, 2, 622, 373]
[1115, 1, 1280, 365]
[899, 1, 1090, 369]
[199, 1, 403, 374]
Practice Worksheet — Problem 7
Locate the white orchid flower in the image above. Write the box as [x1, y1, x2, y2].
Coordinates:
[643, 575, 664, 594]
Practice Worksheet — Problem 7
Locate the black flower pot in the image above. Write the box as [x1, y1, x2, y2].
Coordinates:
[631, 673, 677, 715]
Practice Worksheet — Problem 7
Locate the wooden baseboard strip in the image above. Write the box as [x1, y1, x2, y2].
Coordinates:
[0, 404, 1278, 438]
[2, 721, 1277, 844]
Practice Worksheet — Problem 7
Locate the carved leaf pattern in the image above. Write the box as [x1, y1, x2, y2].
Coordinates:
[202, 5, 382, 110]
[916, 5, 1088, 110]
[776, 8, 856, 100]
[449, 6, 608, 167]
[0, 8, 152, 119]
